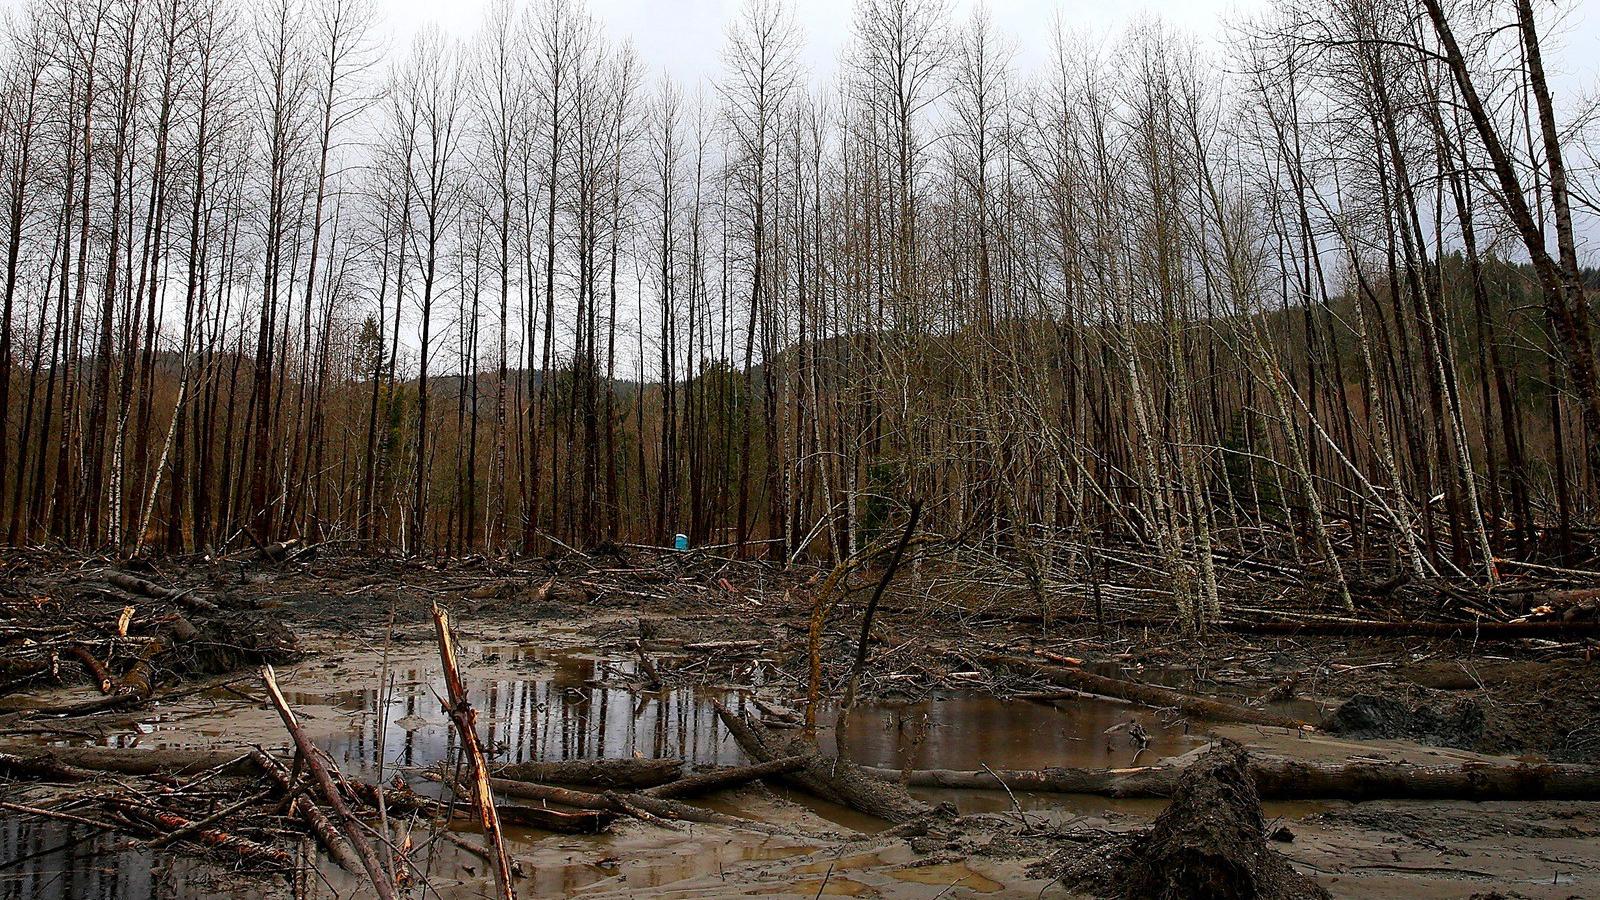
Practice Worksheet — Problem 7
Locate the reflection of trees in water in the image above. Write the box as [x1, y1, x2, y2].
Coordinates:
[317, 646, 747, 776]
[0, 819, 220, 900]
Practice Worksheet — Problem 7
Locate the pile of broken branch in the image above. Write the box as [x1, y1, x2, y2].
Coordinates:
[0, 555, 298, 726]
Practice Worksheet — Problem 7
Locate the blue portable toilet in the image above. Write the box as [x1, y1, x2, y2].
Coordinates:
[674, 533, 689, 551]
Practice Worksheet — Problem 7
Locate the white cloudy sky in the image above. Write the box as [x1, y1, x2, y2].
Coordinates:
[375, 0, 1269, 83]
[0, 0, 1593, 107]
[365, 0, 1600, 95]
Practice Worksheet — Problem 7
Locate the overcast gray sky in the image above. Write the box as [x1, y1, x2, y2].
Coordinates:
[383, 0, 1269, 85]
[362, 0, 1599, 94]
[0, 0, 1593, 100]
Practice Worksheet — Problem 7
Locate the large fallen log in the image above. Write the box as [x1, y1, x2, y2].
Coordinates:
[646, 756, 806, 800]
[377, 771, 620, 832]
[467, 773, 822, 837]
[712, 700, 935, 824]
[861, 756, 1600, 801]
[490, 757, 681, 789]
[0, 750, 97, 782]
[492, 803, 614, 834]
[0, 746, 256, 777]
[1222, 618, 1600, 638]
[977, 652, 1308, 729]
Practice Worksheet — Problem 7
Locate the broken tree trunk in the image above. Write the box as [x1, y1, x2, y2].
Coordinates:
[713, 700, 935, 824]
[837, 502, 921, 760]
[437, 772, 806, 837]
[1108, 741, 1329, 900]
[860, 756, 1600, 801]
[977, 652, 1308, 729]
[433, 603, 515, 900]
[262, 665, 398, 900]
[645, 756, 807, 800]
[490, 757, 681, 789]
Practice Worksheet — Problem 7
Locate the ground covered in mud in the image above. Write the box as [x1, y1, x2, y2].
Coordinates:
[2, 547, 1598, 898]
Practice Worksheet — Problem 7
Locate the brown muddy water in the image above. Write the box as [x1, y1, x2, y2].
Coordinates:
[0, 640, 1258, 898]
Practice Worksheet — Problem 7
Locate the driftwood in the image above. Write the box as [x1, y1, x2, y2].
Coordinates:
[493, 803, 614, 833]
[0, 799, 124, 831]
[977, 652, 1308, 729]
[0, 751, 96, 782]
[432, 603, 515, 900]
[861, 756, 1600, 801]
[67, 646, 114, 693]
[646, 756, 807, 799]
[262, 665, 398, 900]
[142, 788, 275, 851]
[713, 700, 935, 824]
[117, 636, 168, 698]
[490, 757, 681, 789]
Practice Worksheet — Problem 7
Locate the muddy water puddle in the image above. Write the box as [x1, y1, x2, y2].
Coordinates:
[86, 640, 1201, 779]
[4, 641, 1223, 897]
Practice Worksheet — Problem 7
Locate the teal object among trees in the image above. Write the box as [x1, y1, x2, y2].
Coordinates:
[674, 534, 689, 551]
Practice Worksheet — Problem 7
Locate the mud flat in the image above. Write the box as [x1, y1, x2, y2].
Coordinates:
[2, 550, 1597, 897]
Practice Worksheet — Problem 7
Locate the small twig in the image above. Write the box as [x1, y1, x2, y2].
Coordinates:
[981, 763, 1033, 831]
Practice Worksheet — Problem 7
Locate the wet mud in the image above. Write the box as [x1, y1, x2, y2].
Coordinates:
[2, 558, 1597, 898]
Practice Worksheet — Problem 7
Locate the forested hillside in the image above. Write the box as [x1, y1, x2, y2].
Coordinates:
[0, 0, 1596, 626]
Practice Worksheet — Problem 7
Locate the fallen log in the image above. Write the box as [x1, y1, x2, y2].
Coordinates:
[905, 604, 1600, 639]
[0, 799, 125, 832]
[682, 640, 764, 654]
[493, 803, 614, 834]
[646, 756, 807, 800]
[143, 788, 275, 851]
[117, 637, 168, 698]
[112, 800, 293, 868]
[976, 652, 1308, 729]
[0, 746, 255, 777]
[490, 757, 681, 789]
[353, 777, 573, 832]
[251, 748, 361, 873]
[262, 665, 398, 900]
[436, 772, 810, 837]
[0, 750, 98, 782]
[860, 756, 1600, 801]
[712, 700, 935, 824]
[103, 573, 220, 614]
[67, 646, 113, 693]
[1222, 618, 1600, 638]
